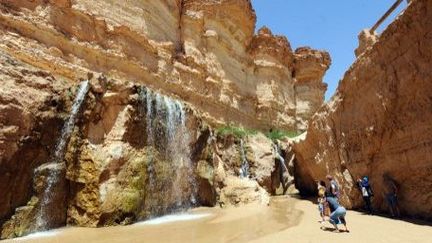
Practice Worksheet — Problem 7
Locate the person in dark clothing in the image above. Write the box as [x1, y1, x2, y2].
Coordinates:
[357, 176, 374, 214]
[325, 196, 349, 232]
[382, 173, 400, 218]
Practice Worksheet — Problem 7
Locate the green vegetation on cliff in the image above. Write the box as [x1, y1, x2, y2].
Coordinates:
[216, 125, 299, 140]
[216, 125, 258, 138]
[265, 130, 300, 140]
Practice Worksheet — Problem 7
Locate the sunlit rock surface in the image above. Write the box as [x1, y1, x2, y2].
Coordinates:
[0, 0, 329, 238]
[0, 0, 329, 131]
[294, 0, 432, 219]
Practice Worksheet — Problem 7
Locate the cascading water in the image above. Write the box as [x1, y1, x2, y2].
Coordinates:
[140, 87, 157, 214]
[36, 80, 90, 229]
[273, 143, 288, 173]
[54, 80, 90, 159]
[273, 142, 292, 194]
[239, 139, 250, 179]
[138, 87, 197, 216]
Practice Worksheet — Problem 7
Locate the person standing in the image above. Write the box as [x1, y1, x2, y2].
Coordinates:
[382, 174, 401, 218]
[357, 176, 374, 214]
[317, 180, 328, 224]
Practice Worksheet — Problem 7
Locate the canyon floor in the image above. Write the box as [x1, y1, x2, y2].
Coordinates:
[4, 195, 432, 243]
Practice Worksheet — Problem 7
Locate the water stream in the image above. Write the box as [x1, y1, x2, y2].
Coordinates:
[36, 80, 90, 229]
[239, 139, 250, 178]
[53, 80, 90, 160]
[273, 143, 288, 173]
[138, 87, 197, 216]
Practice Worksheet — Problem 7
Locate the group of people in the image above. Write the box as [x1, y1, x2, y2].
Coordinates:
[316, 175, 349, 233]
[316, 173, 401, 233]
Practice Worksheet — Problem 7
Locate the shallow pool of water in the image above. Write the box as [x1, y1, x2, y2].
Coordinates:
[7, 196, 301, 243]
[136, 213, 212, 225]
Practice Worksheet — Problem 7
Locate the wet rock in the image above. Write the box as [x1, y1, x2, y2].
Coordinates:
[196, 160, 217, 207]
[244, 134, 274, 191]
[1, 162, 67, 239]
[0, 52, 67, 236]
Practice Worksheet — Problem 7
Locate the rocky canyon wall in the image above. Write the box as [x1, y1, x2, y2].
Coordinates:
[0, 52, 69, 234]
[0, 73, 297, 237]
[294, 0, 432, 219]
[0, 0, 330, 131]
[0, 0, 324, 238]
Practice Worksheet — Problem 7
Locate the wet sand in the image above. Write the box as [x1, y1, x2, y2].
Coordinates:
[4, 196, 432, 243]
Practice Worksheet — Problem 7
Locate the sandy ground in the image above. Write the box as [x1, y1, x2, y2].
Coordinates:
[252, 197, 432, 243]
[3, 196, 432, 243]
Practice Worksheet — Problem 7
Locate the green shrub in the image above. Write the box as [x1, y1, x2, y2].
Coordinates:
[215, 125, 300, 140]
[265, 130, 300, 140]
[216, 125, 257, 139]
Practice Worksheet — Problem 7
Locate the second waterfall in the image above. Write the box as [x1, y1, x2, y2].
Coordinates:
[138, 87, 197, 217]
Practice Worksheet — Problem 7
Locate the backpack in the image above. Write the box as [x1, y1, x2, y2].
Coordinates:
[330, 180, 340, 198]
[361, 186, 369, 197]
[361, 177, 374, 197]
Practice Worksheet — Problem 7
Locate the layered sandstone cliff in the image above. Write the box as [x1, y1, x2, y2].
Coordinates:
[0, 0, 329, 131]
[0, 52, 68, 234]
[0, 0, 327, 238]
[294, 0, 432, 219]
[0, 70, 297, 237]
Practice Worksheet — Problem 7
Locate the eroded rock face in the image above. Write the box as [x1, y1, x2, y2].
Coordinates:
[0, 67, 299, 238]
[194, 133, 271, 207]
[293, 47, 331, 130]
[0, 51, 68, 233]
[294, 0, 432, 219]
[1, 162, 67, 239]
[0, 0, 329, 131]
[1, 75, 208, 238]
[354, 29, 378, 57]
[0, 0, 330, 238]
[65, 83, 205, 227]
[195, 132, 296, 208]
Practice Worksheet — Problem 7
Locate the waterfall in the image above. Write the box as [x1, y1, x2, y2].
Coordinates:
[273, 143, 288, 172]
[139, 87, 197, 215]
[239, 139, 250, 178]
[54, 80, 90, 160]
[141, 87, 156, 214]
[36, 80, 89, 229]
[274, 142, 293, 195]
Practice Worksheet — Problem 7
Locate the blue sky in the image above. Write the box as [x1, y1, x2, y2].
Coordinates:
[251, 0, 407, 100]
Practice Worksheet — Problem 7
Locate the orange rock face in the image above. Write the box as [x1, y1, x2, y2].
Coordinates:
[294, 0, 432, 219]
[0, 0, 329, 131]
[0, 0, 331, 238]
[0, 52, 68, 228]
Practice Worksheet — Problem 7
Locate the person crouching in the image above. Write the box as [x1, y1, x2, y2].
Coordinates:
[326, 196, 349, 232]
